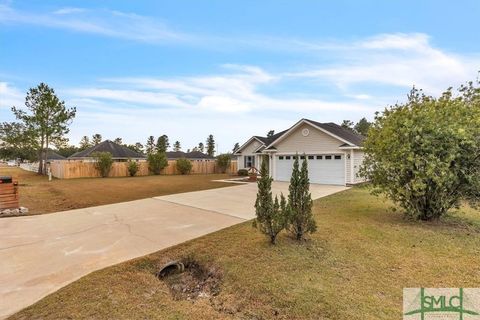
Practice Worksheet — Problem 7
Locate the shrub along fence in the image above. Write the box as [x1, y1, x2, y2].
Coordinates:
[49, 160, 237, 179]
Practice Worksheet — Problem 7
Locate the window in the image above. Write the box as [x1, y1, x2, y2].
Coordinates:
[316, 155, 323, 160]
[285, 156, 291, 160]
[244, 156, 255, 168]
[325, 155, 332, 160]
[279, 156, 284, 160]
[334, 155, 342, 160]
[300, 155, 305, 160]
[308, 155, 314, 160]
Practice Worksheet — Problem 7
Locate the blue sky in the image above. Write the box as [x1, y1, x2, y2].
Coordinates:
[1, 0, 479, 152]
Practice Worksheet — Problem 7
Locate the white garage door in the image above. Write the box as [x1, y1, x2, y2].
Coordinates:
[275, 154, 345, 185]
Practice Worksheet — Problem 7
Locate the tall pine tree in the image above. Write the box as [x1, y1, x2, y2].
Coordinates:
[287, 154, 316, 240]
[206, 134, 215, 156]
[145, 136, 156, 154]
[156, 135, 169, 153]
[12, 83, 76, 174]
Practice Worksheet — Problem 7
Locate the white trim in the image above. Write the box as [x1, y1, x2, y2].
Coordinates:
[269, 151, 345, 155]
[265, 119, 356, 150]
[252, 144, 265, 153]
[234, 136, 265, 154]
[339, 146, 362, 150]
[350, 149, 354, 184]
[344, 151, 348, 186]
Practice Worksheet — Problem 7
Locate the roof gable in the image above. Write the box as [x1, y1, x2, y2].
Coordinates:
[265, 119, 365, 149]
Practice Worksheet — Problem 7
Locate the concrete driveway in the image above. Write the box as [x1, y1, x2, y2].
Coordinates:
[0, 182, 347, 319]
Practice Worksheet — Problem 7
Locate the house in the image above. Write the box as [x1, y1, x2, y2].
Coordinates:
[41, 150, 66, 163]
[234, 118, 366, 186]
[68, 140, 146, 161]
[166, 151, 215, 161]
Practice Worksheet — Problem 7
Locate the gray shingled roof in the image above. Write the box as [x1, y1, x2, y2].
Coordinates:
[305, 119, 365, 146]
[254, 129, 289, 147]
[39, 150, 66, 161]
[166, 151, 215, 160]
[69, 140, 146, 159]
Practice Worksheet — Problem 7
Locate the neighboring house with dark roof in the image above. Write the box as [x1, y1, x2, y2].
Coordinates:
[68, 140, 146, 161]
[166, 151, 215, 161]
[40, 150, 66, 162]
[234, 118, 366, 186]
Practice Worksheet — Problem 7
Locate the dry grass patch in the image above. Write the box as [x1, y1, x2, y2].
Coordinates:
[0, 166, 234, 215]
[10, 186, 480, 320]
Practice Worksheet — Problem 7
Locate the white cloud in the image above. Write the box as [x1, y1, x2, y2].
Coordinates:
[287, 33, 480, 94]
[0, 4, 185, 43]
[53, 7, 87, 15]
[0, 82, 23, 110]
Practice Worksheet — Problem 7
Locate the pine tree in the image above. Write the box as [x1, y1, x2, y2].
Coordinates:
[146, 136, 156, 154]
[233, 142, 240, 152]
[113, 137, 123, 145]
[92, 133, 102, 145]
[206, 134, 215, 156]
[12, 83, 76, 174]
[173, 141, 181, 152]
[156, 135, 169, 153]
[253, 159, 287, 244]
[287, 154, 316, 240]
[198, 142, 204, 153]
[79, 136, 91, 151]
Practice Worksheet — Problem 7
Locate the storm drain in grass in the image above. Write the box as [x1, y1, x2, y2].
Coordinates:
[157, 257, 223, 301]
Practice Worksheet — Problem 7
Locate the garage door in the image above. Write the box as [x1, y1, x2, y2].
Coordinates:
[275, 154, 345, 185]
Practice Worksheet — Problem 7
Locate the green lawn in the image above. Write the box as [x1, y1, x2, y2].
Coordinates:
[10, 186, 480, 320]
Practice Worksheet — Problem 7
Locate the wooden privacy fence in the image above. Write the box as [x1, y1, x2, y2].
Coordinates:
[49, 160, 238, 179]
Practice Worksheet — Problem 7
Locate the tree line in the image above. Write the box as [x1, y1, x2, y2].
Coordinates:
[0, 83, 220, 174]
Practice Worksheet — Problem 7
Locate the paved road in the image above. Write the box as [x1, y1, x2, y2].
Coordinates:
[0, 182, 347, 319]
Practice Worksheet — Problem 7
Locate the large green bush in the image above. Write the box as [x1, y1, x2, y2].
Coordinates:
[92, 152, 113, 178]
[148, 152, 168, 175]
[176, 158, 192, 175]
[216, 154, 231, 173]
[360, 82, 480, 220]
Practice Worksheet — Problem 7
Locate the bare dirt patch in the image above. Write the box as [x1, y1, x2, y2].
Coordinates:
[160, 256, 223, 301]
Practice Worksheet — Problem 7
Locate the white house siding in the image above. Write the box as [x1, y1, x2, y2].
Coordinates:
[353, 150, 365, 183]
[238, 139, 263, 169]
[274, 123, 344, 154]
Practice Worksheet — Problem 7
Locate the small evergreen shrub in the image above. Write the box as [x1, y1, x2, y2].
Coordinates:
[92, 152, 113, 178]
[253, 159, 288, 244]
[148, 152, 168, 175]
[237, 169, 248, 176]
[127, 159, 139, 177]
[287, 154, 316, 240]
[176, 158, 192, 175]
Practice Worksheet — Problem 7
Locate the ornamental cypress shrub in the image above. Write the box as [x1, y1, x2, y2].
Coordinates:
[287, 154, 316, 240]
[253, 158, 287, 244]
